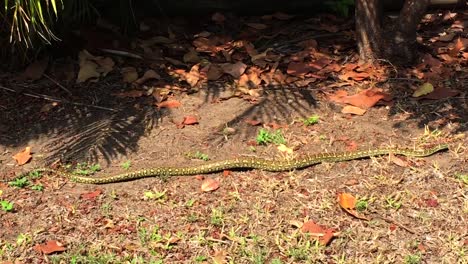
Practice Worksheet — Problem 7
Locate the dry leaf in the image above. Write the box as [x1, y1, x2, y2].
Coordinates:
[337, 193, 369, 220]
[183, 49, 201, 63]
[13, 147, 32, 165]
[182, 116, 199, 125]
[201, 178, 220, 192]
[341, 105, 367, 115]
[186, 64, 201, 87]
[413, 82, 434, 97]
[156, 100, 182, 109]
[220, 62, 247, 78]
[301, 220, 335, 246]
[329, 88, 392, 109]
[206, 64, 224, 80]
[134, 70, 161, 85]
[417, 87, 459, 100]
[77, 60, 100, 83]
[33, 240, 66, 255]
[95, 57, 115, 76]
[81, 189, 103, 200]
[121, 67, 139, 83]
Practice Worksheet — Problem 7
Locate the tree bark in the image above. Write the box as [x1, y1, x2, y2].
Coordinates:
[355, 0, 431, 65]
[355, 0, 384, 62]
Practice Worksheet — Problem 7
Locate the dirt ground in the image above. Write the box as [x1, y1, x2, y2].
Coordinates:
[1, 10, 467, 264]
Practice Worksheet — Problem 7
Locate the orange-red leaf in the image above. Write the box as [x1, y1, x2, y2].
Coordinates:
[157, 100, 182, 109]
[329, 88, 392, 109]
[201, 178, 220, 192]
[13, 147, 32, 165]
[338, 193, 356, 210]
[301, 220, 335, 246]
[182, 116, 199, 125]
[33, 240, 66, 255]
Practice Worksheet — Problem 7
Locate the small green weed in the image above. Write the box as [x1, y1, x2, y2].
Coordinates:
[186, 151, 210, 161]
[31, 184, 44, 191]
[121, 161, 131, 170]
[144, 190, 167, 200]
[385, 197, 402, 210]
[356, 199, 368, 212]
[256, 128, 286, 145]
[194, 255, 208, 262]
[8, 177, 29, 188]
[210, 208, 224, 226]
[1, 200, 14, 212]
[303, 115, 320, 126]
[454, 173, 468, 185]
[404, 253, 422, 264]
[73, 163, 101, 175]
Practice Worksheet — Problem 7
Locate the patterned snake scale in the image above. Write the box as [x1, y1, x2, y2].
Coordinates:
[14, 144, 448, 184]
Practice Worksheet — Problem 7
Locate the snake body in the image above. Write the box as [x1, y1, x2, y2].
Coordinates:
[16, 144, 448, 184]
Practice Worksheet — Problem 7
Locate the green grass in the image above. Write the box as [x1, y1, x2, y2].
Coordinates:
[302, 115, 320, 126]
[256, 129, 286, 145]
[73, 163, 101, 175]
[8, 177, 30, 188]
[121, 161, 132, 170]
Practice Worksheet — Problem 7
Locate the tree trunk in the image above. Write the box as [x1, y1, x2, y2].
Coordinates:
[355, 0, 431, 65]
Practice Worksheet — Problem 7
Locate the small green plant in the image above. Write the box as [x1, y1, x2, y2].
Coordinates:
[1, 200, 14, 212]
[210, 208, 224, 226]
[144, 190, 166, 200]
[8, 177, 30, 188]
[385, 197, 402, 210]
[185, 198, 195, 207]
[454, 173, 468, 185]
[303, 115, 320, 126]
[271, 259, 283, 264]
[256, 129, 286, 145]
[121, 161, 131, 170]
[404, 253, 422, 264]
[31, 184, 44, 191]
[194, 255, 207, 262]
[74, 163, 101, 175]
[356, 199, 368, 212]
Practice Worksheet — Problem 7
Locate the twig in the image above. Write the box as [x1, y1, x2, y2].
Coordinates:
[0, 85, 118, 112]
[370, 210, 417, 234]
[43, 73, 73, 95]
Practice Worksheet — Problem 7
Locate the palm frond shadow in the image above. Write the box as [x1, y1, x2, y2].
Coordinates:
[43, 106, 160, 165]
[204, 85, 318, 144]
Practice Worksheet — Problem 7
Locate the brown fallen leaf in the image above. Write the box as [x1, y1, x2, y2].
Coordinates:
[81, 189, 103, 200]
[33, 240, 66, 255]
[329, 88, 392, 109]
[201, 178, 220, 192]
[182, 115, 199, 125]
[13, 147, 32, 165]
[134, 69, 161, 85]
[156, 100, 182, 109]
[121, 67, 139, 83]
[301, 220, 335, 246]
[341, 105, 366, 116]
[416, 87, 459, 100]
[220, 62, 247, 78]
[337, 193, 369, 220]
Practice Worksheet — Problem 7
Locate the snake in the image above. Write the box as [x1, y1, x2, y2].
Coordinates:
[11, 144, 448, 184]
